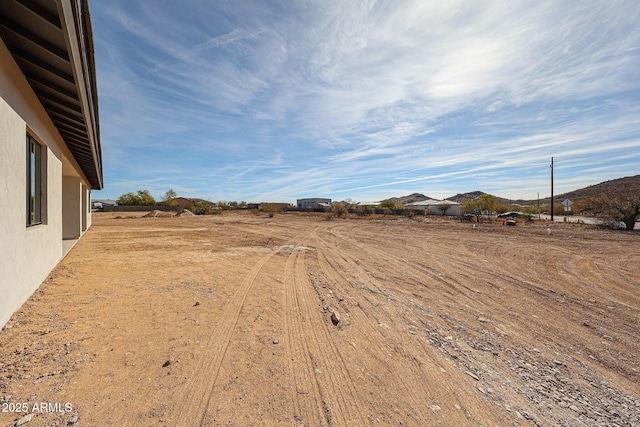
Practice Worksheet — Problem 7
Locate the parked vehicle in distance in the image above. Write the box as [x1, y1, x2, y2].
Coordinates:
[498, 211, 524, 218]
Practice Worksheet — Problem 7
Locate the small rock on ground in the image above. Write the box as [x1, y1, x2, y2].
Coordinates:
[331, 310, 340, 325]
[15, 413, 34, 426]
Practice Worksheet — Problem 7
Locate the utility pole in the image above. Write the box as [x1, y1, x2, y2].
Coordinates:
[550, 157, 554, 222]
[538, 192, 540, 219]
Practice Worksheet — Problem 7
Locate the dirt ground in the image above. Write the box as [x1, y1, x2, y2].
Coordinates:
[1, 211, 639, 427]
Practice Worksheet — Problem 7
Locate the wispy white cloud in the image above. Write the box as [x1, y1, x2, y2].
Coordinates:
[92, 0, 640, 202]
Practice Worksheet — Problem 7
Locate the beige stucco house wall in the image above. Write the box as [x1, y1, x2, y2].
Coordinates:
[0, 0, 102, 328]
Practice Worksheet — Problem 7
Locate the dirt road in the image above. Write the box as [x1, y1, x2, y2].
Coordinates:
[1, 212, 639, 426]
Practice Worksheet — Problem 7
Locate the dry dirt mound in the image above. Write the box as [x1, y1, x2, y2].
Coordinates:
[175, 209, 195, 217]
[143, 209, 174, 218]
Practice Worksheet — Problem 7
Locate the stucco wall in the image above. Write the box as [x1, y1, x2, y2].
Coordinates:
[297, 198, 332, 209]
[0, 39, 93, 328]
[0, 98, 64, 327]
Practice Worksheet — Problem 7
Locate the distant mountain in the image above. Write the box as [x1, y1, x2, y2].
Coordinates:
[385, 193, 432, 205]
[537, 175, 640, 204]
[448, 191, 484, 203]
[448, 191, 514, 205]
[385, 175, 640, 207]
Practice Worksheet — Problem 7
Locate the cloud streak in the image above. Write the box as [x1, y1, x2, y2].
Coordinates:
[92, 0, 640, 202]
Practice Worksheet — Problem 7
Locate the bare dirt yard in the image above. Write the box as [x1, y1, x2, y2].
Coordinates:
[1, 211, 639, 426]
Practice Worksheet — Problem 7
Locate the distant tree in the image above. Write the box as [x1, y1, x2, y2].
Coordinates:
[477, 194, 497, 214]
[544, 203, 565, 216]
[463, 200, 482, 221]
[379, 199, 397, 210]
[161, 189, 178, 207]
[117, 189, 156, 206]
[494, 204, 511, 215]
[117, 192, 137, 206]
[572, 199, 592, 215]
[138, 190, 156, 205]
[438, 202, 452, 216]
[588, 186, 640, 230]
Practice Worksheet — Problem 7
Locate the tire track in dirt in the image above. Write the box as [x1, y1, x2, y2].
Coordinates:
[322, 222, 640, 425]
[329, 224, 551, 318]
[331, 225, 600, 350]
[283, 247, 327, 426]
[170, 248, 279, 426]
[284, 240, 368, 426]
[312, 236, 434, 422]
[310, 228, 498, 425]
[170, 224, 322, 425]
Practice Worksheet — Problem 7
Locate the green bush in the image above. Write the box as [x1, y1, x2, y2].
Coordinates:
[186, 201, 219, 215]
[117, 189, 156, 206]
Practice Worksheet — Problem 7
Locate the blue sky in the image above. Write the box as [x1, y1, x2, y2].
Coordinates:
[91, 1, 640, 203]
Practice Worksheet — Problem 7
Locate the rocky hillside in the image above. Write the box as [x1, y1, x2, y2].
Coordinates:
[537, 175, 640, 204]
[448, 191, 514, 205]
[385, 175, 640, 206]
[385, 193, 433, 205]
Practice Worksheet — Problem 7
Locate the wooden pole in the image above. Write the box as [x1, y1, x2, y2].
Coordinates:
[550, 157, 554, 222]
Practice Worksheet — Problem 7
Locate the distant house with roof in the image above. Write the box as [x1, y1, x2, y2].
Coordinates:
[405, 200, 462, 216]
[297, 198, 331, 210]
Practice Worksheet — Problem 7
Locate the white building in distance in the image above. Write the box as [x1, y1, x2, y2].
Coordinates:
[405, 200, 462, 216]
[297, 198, 331, 210]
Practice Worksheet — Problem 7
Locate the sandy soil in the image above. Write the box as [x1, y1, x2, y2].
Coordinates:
[1, 212, 639, 426]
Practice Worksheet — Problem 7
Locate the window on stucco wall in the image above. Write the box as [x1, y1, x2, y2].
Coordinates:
[26, 134, 44, 226]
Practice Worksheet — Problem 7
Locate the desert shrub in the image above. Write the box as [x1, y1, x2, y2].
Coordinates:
[355, 205, 373, 216]
[521, 205, 541, 215]
[186, 201, 219, 215]
[333, 203, 348, 217]
[261, 204, 277, 217]
[596, 219, 626, 230]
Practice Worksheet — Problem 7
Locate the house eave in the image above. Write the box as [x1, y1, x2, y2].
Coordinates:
[0, 0, 102, 189]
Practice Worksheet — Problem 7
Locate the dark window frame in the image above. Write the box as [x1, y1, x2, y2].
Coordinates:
[26, 134, 43, 227]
